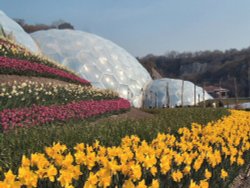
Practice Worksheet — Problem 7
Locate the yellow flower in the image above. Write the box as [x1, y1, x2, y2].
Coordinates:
[47, 165, 57, 182]
[35, 168, 46, 179]
[150, 166, 157, 176]
[189, 179, 199, 188]
[58, 169, 73, 187]
[130, 163, 142, 181]
[84, 172, 98, 188]
[74, 151, 86, 165]
[143, 155, 157, 169]
[74, 143, 85, 152]
[97, 168, 111, 188]
[93, 140, 100, 149]
[160, 156, 171, 174]
[136, 180, 147, 188]
[18, 167, 38, 187]
[85, 152, 96, 170]
[21, 155, 30, 168]
[174, 153, 184, 166]
[171, 170, 183, 182]
[237, 156, 245, 166]
[183, 165, 191, 175]
[4, 170, 16, 184]
[0, 170, 21, 188]
[193, 156, 204, 171]
[199, 180, 209, 188]
[71, 165, 82, 180]
[123, 179, 135, 188]
[0, 181, 9, 188]
[220, 169, 228, 180]
[149, 179, 159, 188]
[31, 153, 49, 169]
[61, 153, 74, 168]
[204, 169, 211, 179]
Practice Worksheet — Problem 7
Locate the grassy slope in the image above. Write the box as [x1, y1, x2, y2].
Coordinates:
[0, 108, 229, 172]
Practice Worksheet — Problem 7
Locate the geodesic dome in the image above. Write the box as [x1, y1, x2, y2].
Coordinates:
[143, 78, 213, 108]
[31, 29, 152, 107]
[0, 10, 39, 53]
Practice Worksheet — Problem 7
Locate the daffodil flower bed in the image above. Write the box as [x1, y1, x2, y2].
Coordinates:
[0, 81, 118, 110]
[0, 110, 249, 188]
[0, 37, 77, 76]
[0, 98, 130, 131]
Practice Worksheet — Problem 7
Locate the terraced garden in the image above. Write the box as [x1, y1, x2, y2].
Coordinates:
[0, 37, 249, 188]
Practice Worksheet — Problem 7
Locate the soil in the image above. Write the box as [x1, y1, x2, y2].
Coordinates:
[0, 74, 72, 85]
[230, 165, 250, 188]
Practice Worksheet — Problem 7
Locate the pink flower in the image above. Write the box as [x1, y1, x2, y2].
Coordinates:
[0, 98, 130, 131]
[0, 56, 90, 85]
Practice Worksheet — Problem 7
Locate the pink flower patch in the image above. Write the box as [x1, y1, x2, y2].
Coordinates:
[0, 98, 130, 131]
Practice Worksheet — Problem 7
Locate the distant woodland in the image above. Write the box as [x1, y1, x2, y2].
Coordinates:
[139, 49, 250, 97]
[14, 19, 74, 33]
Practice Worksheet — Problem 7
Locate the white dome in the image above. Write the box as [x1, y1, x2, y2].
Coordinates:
[143, 78, 213, 108]
[31, 29, 152, 107]
[0, 10, 39, 53]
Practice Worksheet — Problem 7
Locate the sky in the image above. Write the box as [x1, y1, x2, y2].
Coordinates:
[1, 0, 250, 57]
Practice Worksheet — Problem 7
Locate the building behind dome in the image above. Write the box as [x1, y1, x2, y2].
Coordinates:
[0, 10, 39, 53]
[31, 29, 152, 107]
[143, 78, 212, 108]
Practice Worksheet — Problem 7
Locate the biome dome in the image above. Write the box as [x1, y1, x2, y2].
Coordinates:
[143, 78, 213, 108]
[0, 10, 39, 53]
[31, 29, 152, 107]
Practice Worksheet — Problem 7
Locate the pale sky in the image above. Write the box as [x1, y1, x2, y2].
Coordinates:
[1, 0, 250, 57]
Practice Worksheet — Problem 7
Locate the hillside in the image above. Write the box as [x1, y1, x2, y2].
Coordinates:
[0, 37, 130, 131]
[139, 49, 250, 97]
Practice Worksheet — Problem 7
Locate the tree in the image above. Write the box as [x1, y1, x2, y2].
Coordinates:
[58, 22, 74, 30]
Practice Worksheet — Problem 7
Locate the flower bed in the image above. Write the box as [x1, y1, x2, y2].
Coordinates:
[0, 81, 118, 110]
[0, 98, 130, 131]
[0, 56, 90, 85]
[0, 110, 249, 188]
[0, 37, 76, 75]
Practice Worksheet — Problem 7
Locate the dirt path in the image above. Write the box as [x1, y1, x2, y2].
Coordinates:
[0, 74, 73, 85]
[91, 108, 154, 125]
[230, 165, 250, 188]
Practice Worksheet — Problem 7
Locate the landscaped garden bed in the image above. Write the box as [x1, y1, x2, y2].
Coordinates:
[0, 109, 249, 188]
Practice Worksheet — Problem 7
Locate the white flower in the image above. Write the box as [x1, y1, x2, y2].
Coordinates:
[21, 82, 27, 87]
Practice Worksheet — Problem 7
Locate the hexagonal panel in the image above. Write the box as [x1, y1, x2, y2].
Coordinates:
[79, 64, 102, 82]
[101, 74, 119, 90]
[31, 29, 152, 107]
[118, 84, 129, 98]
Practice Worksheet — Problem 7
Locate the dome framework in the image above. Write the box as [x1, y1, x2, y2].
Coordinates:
[143, 78, 213, 108]
[31, 29, 152, 107]
[0, 10, 39, 53]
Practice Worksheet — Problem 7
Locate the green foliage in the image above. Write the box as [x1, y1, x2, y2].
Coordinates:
[0, 108, 229, 173]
